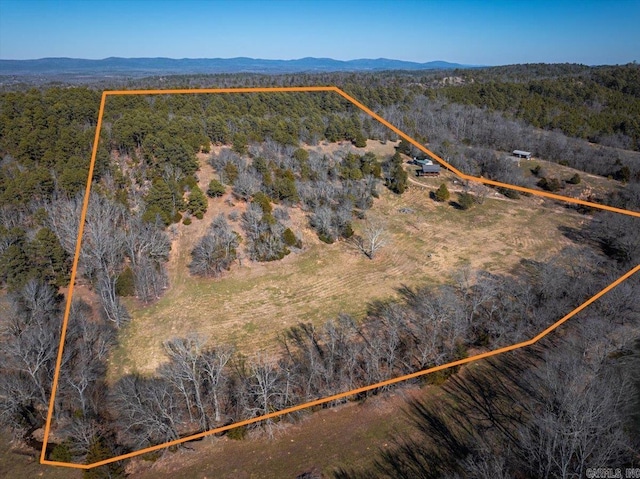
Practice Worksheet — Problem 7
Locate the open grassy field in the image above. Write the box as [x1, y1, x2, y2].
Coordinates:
[108, 141, 588, 380]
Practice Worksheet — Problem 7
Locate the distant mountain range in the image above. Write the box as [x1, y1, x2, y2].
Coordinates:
[0, 57, 473, 77]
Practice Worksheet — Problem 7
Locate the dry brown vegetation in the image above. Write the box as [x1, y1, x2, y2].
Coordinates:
[129, 387, 428, 479]
[0, 386, 432, 479]
[109, 142, 585, 380]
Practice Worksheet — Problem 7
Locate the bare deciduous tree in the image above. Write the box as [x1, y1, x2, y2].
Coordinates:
[200, 345, 234, 424]
[110, 375, 182, 450]
[351, 221, 387, 260]
[0, 280, 60, 433]
[123, 215, 170, 302]
[45, 194, 84, 256]
[245, 352, 284, 424]
[232, 170, 261, 200]
[59, 299, 115, 419]
[190, 214, 239, 277]
[161, 335, 208, 431]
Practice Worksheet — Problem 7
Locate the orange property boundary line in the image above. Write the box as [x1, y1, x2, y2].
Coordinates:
[40, 87, 640, 469]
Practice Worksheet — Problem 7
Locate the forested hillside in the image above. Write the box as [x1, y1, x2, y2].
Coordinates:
[440, 64, 640, 150]
[0, 64, 639, 476]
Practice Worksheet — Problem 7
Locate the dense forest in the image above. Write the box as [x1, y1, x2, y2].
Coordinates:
[0, 64, 639, 476]
[334, 302, 640, 479]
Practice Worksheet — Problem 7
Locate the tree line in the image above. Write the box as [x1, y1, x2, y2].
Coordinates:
[4, 64, 639, 210]
[440, 64, 640, 149]
[2, 239, 636, 473]
[333, 292, 640, 478]
[381, 95, 640, 186]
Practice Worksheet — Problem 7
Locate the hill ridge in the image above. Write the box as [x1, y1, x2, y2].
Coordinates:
[0, 56, 474, 76]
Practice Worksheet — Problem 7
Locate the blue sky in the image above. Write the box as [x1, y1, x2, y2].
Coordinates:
[0, 0, 638, 65]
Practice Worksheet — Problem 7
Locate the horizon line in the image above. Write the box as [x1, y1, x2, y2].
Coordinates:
[3, 56, 637, 68]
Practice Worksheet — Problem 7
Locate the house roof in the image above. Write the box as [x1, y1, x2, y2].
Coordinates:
[513, 150, 532, 156]
[422, 164, 441, 173]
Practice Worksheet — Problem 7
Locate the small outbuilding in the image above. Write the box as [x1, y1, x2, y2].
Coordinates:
[512, 150, 532, 160]
[417, 164, 441, 177]
[413, 157, 434, 166]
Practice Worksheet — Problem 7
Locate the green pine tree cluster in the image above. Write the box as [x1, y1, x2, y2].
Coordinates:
[385, 152, 409, 194]
[0, 225, 70, 291]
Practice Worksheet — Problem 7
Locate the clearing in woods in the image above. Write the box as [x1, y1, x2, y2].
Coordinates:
[112, 140, 587, 378]
[41, 87, 640, 470]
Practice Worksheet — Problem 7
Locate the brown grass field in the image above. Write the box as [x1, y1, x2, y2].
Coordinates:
[1, 141, 622, 478]
[109, 141, 589, 380]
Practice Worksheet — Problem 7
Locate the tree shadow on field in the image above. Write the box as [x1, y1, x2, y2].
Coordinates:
[561, 199, 603, 216]
[557, 224, 598, 248]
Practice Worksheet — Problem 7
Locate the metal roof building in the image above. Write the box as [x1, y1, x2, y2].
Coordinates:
[512, 150, 532, 159]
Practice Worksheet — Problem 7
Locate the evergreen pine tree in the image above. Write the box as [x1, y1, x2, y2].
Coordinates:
[28, 227, 69, 286]
[386, 152, 408, 194]
[207, 179, 226, 197]
[83, 436, 125, 479]
[187, 184, 208, 219]
[435, 183, 450, 202]
[458, 192, 474, 210]
[0, 227, 32, 290]
[143, 178, 174, 225]
[232, 132, 248, 155]
[0, 244, 32, 290]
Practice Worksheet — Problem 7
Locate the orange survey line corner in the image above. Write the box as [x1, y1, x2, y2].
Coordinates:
[40, 86, 640, 469]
